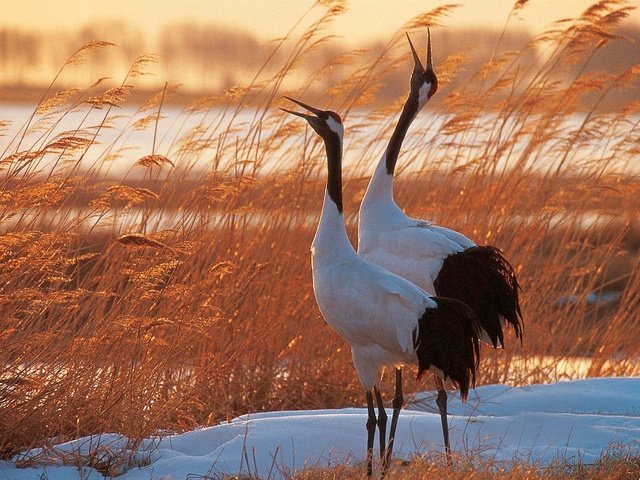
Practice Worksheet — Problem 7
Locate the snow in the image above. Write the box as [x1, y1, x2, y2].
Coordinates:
[2, 378, 639, 479]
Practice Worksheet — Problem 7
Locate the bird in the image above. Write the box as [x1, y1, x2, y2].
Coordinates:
[282, 96, 481, 477]
[357, 30, 524, 462]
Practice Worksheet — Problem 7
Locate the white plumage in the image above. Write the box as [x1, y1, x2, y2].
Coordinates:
[357, 30, 523, 465]
[282, 95, 480, 477]
[359, 213, 476, 295]
[358, 30, 522, 347]
[357, 29, 465, 293]
[313, 230, 437, 389]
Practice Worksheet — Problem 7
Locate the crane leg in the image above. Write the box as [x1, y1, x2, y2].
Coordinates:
[373, 387, 387, 463]
[434, 376, 452, 466]
[365, 390, 377, 477]
[382, 368, 403, 477]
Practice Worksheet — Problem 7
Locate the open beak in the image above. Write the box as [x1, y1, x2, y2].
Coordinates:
[406, 32, 425, 73]
[280, 96, 326, 130]
[426, 28, 433, 73]
[406, 27, 434, 74]
[283, 96, 324, 116]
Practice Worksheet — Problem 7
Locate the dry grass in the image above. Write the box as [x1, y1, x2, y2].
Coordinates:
[0, 0, 639, 472]
[290, 447, 640, 480]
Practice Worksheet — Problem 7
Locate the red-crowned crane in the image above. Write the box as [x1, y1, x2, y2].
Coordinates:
[357, 30, 524, 462]
[282, 96, 481, 477]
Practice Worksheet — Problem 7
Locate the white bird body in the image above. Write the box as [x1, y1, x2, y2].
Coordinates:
[282, 95, 479, 476]
[358, 31, 522, 349]
[311, 190, 440, 388]
[358, 161, 473, 292]
[358, 175, 514, 346]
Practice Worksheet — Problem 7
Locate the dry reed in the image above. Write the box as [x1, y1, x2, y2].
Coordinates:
[0, 0, 638, 471]
[290, 445, 640, 479]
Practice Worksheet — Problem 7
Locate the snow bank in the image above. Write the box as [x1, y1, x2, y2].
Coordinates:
[2, 378, 639, 479]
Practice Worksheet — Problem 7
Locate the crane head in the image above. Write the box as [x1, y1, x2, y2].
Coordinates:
[406, 28, 438, 110]
[281, 97, 343, 140]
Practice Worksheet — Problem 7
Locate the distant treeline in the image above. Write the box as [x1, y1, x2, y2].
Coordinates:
[1, 21, 638, 108]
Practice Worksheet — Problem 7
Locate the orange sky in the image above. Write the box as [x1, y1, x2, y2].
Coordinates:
[2, 0, 639, 46]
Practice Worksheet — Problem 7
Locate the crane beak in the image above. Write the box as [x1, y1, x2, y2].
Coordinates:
[280, 107, 315, 122]
[281, 96, 324, 129]
[426, 27, 434, 73]
[406, 28, 434, 75]
[406, 32, 425, 73]
[283, 96, 324, 116]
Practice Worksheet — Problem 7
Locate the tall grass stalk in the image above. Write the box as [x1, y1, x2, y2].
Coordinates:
[0, 0, 638, 460]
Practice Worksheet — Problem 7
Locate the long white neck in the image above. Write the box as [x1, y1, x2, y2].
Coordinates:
[311, 131, 357, 264]
[359, 96, 419, 233]
[312, 189, 356, 264]
[359, 153, 403, 217]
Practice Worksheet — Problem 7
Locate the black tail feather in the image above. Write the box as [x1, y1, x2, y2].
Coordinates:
[434, 245, 523, 348]
[413, 297, 481, 401]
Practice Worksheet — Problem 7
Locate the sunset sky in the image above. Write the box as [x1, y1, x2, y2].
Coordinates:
[1, 0, 637, 98]
[3, 0, 639, 46]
